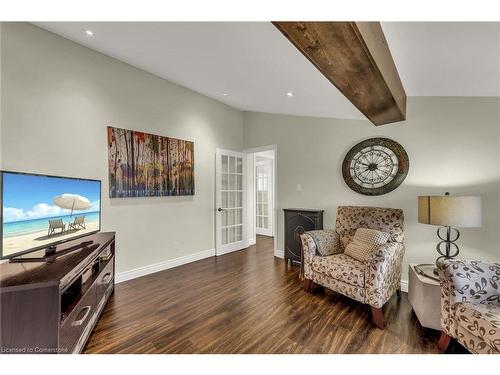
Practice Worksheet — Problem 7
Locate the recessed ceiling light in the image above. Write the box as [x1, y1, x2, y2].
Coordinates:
[286, 92, 293, 97]
[84, 29, 94, 37]
[222, 92, 228, 96]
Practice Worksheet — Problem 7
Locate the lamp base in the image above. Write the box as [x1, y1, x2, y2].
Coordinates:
[436, 226, 460, 260]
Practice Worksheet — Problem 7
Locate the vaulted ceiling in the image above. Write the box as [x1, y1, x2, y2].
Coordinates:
[35, 22, 500, 120]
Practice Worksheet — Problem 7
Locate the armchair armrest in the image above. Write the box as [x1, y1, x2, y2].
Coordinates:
[437, 259, 500, 336]
[300, 233, 317, 264]
[365, 242, 405, 308]
[437, 259, 500, 306]
[300, 230, 339, 279]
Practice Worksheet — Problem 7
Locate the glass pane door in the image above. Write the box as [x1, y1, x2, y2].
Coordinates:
[255, 159, 272, 236]
[221, 155, 243, 245]
[216, 149, 246, 255]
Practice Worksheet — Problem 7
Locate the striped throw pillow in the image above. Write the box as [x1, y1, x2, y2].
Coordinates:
[344, 228, 390, 262]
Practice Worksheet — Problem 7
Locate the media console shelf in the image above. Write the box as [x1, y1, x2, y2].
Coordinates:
[0, 232, 115, 354]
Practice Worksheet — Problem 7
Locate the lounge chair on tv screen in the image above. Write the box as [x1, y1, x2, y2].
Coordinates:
[48, 218, 65, 237]
[69, 216, 86, 231]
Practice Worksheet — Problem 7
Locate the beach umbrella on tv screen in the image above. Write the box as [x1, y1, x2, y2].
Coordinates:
[53, 194, 91, 218]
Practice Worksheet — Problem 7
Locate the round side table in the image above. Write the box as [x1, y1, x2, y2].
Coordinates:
[408, 263, 441, 330]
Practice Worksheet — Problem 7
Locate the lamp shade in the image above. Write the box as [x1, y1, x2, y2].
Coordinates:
[418, 195, 482, 228]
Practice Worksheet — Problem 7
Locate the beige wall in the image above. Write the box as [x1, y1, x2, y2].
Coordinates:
[2, 23, 499, 284]
[243, 97, 500, 281]
[0, 23, 2, 170]
[0, 23, 244, 272]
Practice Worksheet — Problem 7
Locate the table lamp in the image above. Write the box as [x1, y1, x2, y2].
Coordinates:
[417, 192, 482, 277]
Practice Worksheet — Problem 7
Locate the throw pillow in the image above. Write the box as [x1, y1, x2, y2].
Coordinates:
[307, 230, 339, 256]
[344, 228, 390, 262]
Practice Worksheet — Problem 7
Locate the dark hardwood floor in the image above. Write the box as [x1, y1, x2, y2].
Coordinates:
[84, 235, 466, 354]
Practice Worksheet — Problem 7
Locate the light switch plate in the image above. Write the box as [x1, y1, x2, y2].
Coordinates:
[296, 184, 302, 192]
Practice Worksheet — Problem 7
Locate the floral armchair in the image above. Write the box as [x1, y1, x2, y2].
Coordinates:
[300, 206, 405, 329]
[437, 259, 500, 354]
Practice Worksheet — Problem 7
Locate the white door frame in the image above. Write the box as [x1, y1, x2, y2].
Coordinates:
[244, 144, 279, 258]
[215, 148, 247, 256]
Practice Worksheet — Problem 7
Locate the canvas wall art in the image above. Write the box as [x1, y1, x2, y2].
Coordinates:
[107, 126, 194, 197]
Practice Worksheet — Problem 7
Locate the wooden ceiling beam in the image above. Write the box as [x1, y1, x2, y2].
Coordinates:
[272, 22, 407, 126]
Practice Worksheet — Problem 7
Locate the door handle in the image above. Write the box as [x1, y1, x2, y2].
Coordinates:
[71, 306, 92, 326]
[217, 207, 224, 212]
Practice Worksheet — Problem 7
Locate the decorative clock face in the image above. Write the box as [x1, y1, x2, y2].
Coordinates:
[342, 138, 409, 196]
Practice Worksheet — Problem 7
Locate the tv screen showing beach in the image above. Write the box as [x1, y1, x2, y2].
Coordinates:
[1, 172, 101, 258]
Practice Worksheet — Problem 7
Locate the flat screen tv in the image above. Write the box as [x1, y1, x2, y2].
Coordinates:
[1, 171, 101, 260]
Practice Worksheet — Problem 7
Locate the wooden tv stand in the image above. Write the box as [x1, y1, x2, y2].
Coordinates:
[0, 232, 115, 354]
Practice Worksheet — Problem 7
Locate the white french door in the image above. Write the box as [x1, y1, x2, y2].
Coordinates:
[215, 149, 247, 256]
[255, 159, 273, 236]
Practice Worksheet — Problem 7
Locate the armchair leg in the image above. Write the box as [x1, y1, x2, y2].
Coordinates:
[304, 278, 313, 293]
[438, 331, 452, 353]
[371, 306, 385, 329]
[396, 288, 401, 300]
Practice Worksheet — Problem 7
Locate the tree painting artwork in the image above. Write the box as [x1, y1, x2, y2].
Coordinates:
[107, 126, 194, 197]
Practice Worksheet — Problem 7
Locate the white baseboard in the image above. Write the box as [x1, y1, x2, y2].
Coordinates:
[116, 248, 215, 283]
[400, 279, 408, 293]
[274, 249, 284, 259]
[248, 237, 256, 246]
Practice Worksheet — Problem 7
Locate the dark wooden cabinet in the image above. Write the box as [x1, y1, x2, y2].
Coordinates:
[283, 209, 324, 266]
[0, 232, 115, 354]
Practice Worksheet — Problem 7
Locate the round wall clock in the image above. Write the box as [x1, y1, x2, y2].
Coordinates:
[342, 137, 409, 196]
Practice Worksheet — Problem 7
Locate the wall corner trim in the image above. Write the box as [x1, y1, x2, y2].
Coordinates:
[116, 248, 215, 283]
